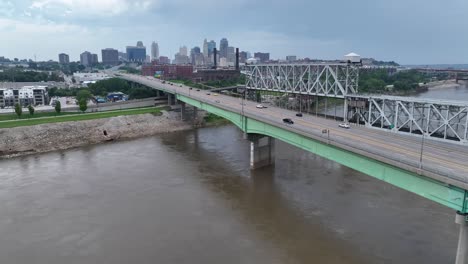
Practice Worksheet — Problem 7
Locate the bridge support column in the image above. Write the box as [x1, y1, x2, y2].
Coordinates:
[167, 94, 175, 105]
[455, 212, 468, 264]
[245, 134, 275, 170]
[180, 102, 186, 120]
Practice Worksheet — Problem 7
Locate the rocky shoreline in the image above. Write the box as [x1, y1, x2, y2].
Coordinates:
[0, 111, 195, 159]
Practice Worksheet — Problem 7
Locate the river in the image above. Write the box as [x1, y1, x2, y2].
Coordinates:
[416, 81, 468, 101]
[0, 125, 459, 264]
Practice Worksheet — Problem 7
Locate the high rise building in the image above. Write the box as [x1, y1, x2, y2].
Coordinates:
[227, 46, 235, 64]
[203, 39, 209, 58]
[151, 42, 159, 61]
[219, 38, 228, 58]
[80, 51, 93, 66]
[207, 40, 216, 57]
[254, 52, 270, 63]
[101, 48, 119, 66]
[286, 55, 297, 62]
[179, 46, 188, 56]
[190, 46, 202, 65]
[126, 42, 146, 62]
[239, 51, 248, 63]
[58, 53, 70, 64]
[92, 54, 98, 64]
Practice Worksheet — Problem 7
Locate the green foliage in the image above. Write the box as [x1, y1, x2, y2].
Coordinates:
[76, 89, 92, 102]
[55, 101, 61, 114]
[359, 69, 428, 93]
[79, 100, 87, 113]
[0, 69, 64, 82]
[14, 103, 22, 117]
[28, 105, 35, 116]
[48, 87, 75, 97]
[87, 78, 158, 99]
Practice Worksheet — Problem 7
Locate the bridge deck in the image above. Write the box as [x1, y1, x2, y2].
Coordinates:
[119, 74, 468, 191]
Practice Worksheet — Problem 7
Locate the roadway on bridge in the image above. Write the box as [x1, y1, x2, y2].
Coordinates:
[120, 74, 468, 188]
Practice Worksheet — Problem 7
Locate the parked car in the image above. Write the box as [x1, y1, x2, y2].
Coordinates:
[339, 123, 350, 129]
[296, 113, 303, 117]
[283, 118, 294, 125]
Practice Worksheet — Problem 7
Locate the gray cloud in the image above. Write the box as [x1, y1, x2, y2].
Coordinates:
[0, 0, 467, 64]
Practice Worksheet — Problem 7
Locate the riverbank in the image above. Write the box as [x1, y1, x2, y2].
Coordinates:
[426, 79, 463, 90]
[0, 111, 193, 159]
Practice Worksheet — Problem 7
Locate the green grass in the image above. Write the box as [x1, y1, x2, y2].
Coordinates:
[0, 111, 82, 121]
[203, 113, 230, 125]
[0, 107, 162, 129]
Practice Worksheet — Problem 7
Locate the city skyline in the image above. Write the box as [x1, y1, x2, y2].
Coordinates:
[0, 0, 467, 64]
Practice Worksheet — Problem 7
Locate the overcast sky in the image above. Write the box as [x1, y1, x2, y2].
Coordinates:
[0, 0, 467, 64]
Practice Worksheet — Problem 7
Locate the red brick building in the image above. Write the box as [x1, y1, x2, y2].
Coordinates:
[142, 63, 194, 80]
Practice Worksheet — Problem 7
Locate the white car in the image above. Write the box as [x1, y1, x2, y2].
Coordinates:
[256, 104, 264, 109]
[339, 123, 350, 129]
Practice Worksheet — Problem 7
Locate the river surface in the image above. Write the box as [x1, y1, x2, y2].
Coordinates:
[416, 82, 468, 101]
[0, 125, 459, 264]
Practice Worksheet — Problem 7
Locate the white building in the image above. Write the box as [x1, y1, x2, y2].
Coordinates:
[151, 41, 159, 61]
[344, 52, 361, 63]
[73, 72, 110, 85]
[0, 86, 49, 107]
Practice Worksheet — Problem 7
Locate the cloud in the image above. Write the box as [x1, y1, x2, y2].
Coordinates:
[0, 0, 15, 16]
[29, 0, 158, 16]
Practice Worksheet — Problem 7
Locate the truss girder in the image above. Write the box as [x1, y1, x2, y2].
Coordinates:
[244, 63, 359, 98]
[349, 96, 468, 144]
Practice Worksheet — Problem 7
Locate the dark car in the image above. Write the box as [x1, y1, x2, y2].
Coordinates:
[283, 118, 294, 125]
[189, 87, 193, 90]
[206, 93, 211, 95]
[196, 89, 200, 91]
[296, 113, 303, 117]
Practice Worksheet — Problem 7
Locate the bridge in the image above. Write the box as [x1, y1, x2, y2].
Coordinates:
[244, 63, 468, 145]
[413, 67, 468, 83]
[116, 71, 468, 264]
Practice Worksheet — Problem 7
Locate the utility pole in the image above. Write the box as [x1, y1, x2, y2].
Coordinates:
[419, 134, 425, 170]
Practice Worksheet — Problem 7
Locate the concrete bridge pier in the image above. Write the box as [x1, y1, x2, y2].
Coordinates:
[245, 134, 275, 169]
[167, 93, 176, 105]
[180, 102, 186, 120]
[455, 212, 468, 264]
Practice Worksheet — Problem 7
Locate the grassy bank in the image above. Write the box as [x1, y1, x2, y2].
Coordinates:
[0, 107, 162, 129]
[204, 113, 231, 126]
[0, 111, 82, 121]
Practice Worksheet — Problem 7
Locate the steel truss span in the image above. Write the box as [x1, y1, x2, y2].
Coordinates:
[348, 95, 468, 144]
[244, 63, 359, 97]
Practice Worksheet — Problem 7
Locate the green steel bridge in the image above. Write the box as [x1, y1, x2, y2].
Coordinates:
[117, 73, 468, 264]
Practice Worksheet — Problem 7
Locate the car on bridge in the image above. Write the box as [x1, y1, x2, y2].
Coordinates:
[339, 123, 350, 129]
[283, 118, 294, 125]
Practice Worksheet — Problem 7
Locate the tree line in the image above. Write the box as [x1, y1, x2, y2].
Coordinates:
[359, 69, 430, 93]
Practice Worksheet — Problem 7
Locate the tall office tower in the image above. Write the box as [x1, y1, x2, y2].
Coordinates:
[151, 42, 159, 61]
[80, 51, 93, 66]
[203, 39, 209, 57]
[58, 53, 69, 64]
[207, 40, 216, 57]
[219, 38, 228, 58]
[227, 46, 235, 64]
[179, 46, 188, 56]
[137, 41, 144, 48]
[126, 41, 147, 62]
[101, 48, 119, 65]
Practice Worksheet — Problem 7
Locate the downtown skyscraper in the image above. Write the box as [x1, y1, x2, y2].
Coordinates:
[151, 41, 159, 61]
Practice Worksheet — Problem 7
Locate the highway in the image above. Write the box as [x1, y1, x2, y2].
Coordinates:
[119, 73, 468, 189]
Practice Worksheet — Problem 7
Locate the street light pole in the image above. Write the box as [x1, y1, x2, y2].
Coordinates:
[419, 133, 425, 170]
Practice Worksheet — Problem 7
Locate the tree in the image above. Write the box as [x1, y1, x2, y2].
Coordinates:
[55, 101, 61, 114]
[14, 103, 22, 118]
[76, 89, 92, 103]
[79, 99, 88, 113]
[28, 105, 35, 116]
